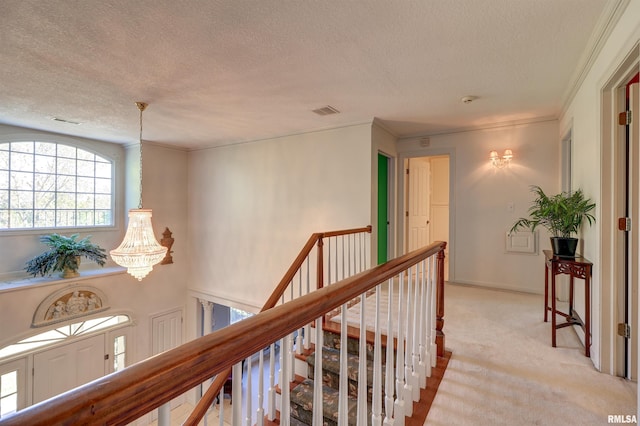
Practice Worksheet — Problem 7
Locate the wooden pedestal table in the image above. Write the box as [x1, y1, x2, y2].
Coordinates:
[544, 250, 592, 357]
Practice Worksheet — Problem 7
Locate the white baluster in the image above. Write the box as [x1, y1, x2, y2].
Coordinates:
[257, 349, 264, 426]
[384, 278, 395, 426]
[306, 259, 312, 340]
[418, 260, 428, 384]
[372, 285, 383, 426]
[281, 334, 291, 426]
[313, 317, 324, 426]
[411, 265, 421, 398]
[246, 356, 253, 426]
[357, 293, 368, 424]
[232, 362, 242, 426]
[297, 273, 304, 355]
[394, 273, 406, 425]
[219, 386, 224, 426]
[338, 302, 349, 425]
[403, 271, 415, 414]
[267, 342, 276, 421]
[429, 257, 437, 368]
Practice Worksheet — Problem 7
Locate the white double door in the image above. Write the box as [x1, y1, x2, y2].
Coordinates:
[33, 334, 105, 404]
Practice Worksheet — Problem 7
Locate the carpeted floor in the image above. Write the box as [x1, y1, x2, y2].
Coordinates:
[425, 283, 637, 425]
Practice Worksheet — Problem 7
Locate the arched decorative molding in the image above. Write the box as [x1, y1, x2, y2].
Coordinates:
[32, 285, 110, 328]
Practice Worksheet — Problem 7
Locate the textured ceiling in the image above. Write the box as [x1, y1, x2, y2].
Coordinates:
[0, 0, 614, 150]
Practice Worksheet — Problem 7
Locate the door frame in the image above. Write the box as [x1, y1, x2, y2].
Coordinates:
[600, 42, 639, 377]
[397, 147, 455, 280]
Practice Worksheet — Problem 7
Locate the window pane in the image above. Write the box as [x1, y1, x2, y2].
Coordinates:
[10, 191, 33, 209]
[56, 192, 75, 208]
[34, 155, 55, 173]
[34, 173, 55, 192]
[57, 158, 75, 175]
[35, 191, 55, 209]
[10, 172, 32, 190]
[11, 142, 33, 154]
[95, 210, 111, 225]
[57, 145, 76, 159]
[77, 210, 94, 226]
[0, 191, 7, 209]
[0, 151, 8, 170]
[10, 210, 33, 228]
[95, 194, 111, 209]
[77, 177, 94, 193]
[35, 142, 56, 156]
[11, 152, 33, 172]
[34, 210, 55, 228]
[56, 175, 76, 192]
[77, 150, 94, 161]
[77, 193, 93, 209]
[56, 210, 75, 226]
[0, 143, 8, 151]
[1, 371, 17, 395]
[0, 171, 7, 188]
[0, 210, 7, 228]
[76, 160, 94, 177]
[95, 162, 111, 178]
[95, 178, 111, 194]
[0, 394, 17, 416]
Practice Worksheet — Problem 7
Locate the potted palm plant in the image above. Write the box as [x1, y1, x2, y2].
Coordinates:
[25, 233, 107, 278]
[510, 185, 596, 257]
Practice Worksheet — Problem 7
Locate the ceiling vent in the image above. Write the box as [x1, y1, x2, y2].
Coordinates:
[312, 105, 340, 116]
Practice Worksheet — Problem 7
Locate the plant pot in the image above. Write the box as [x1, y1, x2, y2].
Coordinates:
[550, 237, 578, 257]
[60, 256, 81, 278]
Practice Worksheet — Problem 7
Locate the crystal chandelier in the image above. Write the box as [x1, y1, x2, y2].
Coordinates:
[110, 102, 167, 281]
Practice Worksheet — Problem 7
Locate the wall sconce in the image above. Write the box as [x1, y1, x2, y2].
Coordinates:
[490, 149, 513, 168]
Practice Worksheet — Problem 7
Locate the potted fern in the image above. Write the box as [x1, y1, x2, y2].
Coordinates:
[25, 233, 107, 278]
[510, 185, 596, 257]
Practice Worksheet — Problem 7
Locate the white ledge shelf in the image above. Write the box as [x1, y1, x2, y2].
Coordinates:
[0, 266, 126, 293]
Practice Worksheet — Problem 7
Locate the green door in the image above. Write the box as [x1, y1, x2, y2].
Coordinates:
[377, 154, 388, 264]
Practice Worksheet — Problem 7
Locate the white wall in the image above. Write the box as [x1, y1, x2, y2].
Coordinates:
[559, 0, 640, 373]
[187, 124, 373, 308]
[398, 120, 559, 294]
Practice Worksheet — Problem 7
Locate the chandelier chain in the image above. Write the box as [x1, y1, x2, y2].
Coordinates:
[136, 102, 147, 209]
[139, 107, 143, 209]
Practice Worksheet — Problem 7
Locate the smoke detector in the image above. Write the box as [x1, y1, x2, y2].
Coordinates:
[461, 96, 478, 104]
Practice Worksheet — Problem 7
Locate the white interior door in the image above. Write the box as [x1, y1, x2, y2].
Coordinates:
[152, 310, 182, 354]
[151, 309, 184, 420]
[33, 334, 105, 404]
[430, 156, 450, 280]
[407, 157, 431, 252]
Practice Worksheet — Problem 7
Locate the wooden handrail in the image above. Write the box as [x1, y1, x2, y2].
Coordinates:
[2, 240, 443, 426]
[191, 225, 372, 424]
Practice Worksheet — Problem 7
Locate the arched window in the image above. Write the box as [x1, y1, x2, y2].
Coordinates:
[0, 315, 130, 359]
[0, 141, 113, 229]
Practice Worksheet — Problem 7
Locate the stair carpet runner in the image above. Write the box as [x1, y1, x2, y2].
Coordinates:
[289, 329, 389, 425]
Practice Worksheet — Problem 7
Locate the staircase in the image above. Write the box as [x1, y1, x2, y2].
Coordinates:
[276, 320, 449, 426]
[289, 328, 379, 425]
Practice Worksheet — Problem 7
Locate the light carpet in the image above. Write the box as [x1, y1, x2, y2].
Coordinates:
[425, 283, 636, 425]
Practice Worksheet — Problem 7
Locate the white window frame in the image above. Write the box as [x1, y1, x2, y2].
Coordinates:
[0, 358, 27, 418]
[0, 141, 115, 230]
